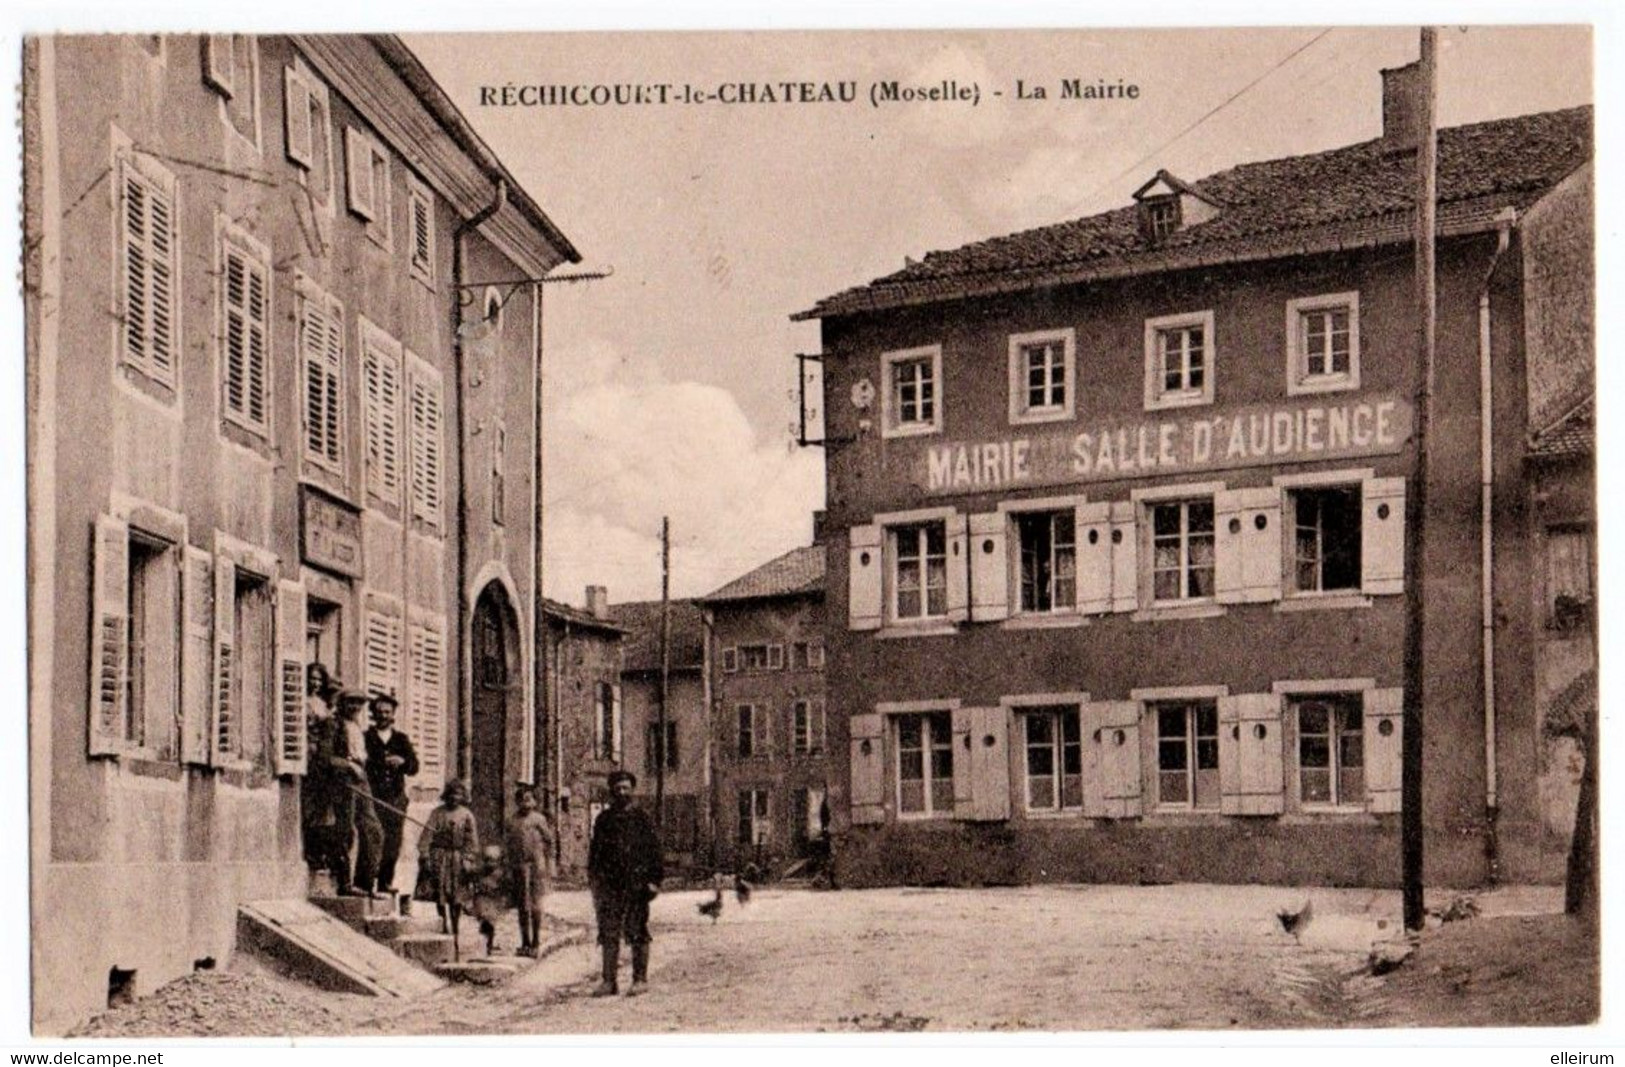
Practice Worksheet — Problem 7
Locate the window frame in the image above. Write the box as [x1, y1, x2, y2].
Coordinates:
[112, 130, 181, 396]
[406, 175, 436, 288]
[888, 519, 950, 623]
[345, 126, 394, 250]
[203, 35, 262, 152]
[1286, 483, 1364, 597]
[1008, 328, 1077, 425]
[284, 59, 335, 216]
[1285, 292, 1361, 396]
[880, 345, 943, 439]
[217, 221, 274, 439]
[1143, 310, 1215, 411]
[738, 788, 770, 846]
[792, 698, 825, 757]
[736, 703, 768, 759]
[1152, 699, 1222, 811]
[1020, 704, 1085, 815]
[297, 275, 346, 477]
[894, 709, 955, 820]
[1012, 507, 1078, 616]
[1290, 692, 1367, 810]
[1145, 496, 1218, 605]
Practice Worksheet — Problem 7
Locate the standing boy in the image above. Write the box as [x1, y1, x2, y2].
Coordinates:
[505, 786, 553, 957]
[587, 770, 663, 996]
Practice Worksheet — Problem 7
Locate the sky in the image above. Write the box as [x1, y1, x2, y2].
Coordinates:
[405, 25, 1592, 607]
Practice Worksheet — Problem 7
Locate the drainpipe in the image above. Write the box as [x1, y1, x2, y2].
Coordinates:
[1479, 206, 1516, 881]
[453, 179, 507, 783]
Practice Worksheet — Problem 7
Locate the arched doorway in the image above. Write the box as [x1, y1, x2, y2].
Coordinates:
[470, 582, 521, 845]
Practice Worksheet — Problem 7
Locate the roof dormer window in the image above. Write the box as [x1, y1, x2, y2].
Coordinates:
[1133, 170, 1220, 241]
[1144, 197, 1181, 240]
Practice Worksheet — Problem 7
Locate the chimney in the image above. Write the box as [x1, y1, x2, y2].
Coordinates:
[585, 585, 609, 619]
[811, 509, 828, 545]
[1380, 62, 1422, 154]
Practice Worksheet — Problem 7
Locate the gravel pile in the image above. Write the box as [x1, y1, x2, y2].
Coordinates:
[69, 970, 368, 1038]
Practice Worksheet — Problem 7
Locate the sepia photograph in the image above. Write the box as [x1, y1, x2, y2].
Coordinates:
[14, 13, 1605, 1047]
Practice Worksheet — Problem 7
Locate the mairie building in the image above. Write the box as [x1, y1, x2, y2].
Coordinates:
[794, 69, 1592, 890]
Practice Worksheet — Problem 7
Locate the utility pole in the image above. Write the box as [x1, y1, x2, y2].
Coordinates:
[657, 516, 671, 829]
[1401, 26, 1438, 933]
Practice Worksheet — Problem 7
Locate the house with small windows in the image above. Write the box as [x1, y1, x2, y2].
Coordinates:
[699, 540, 830, 875]
[541, 588, 627, 879]
[794, 68, 1591, 889]
[23, 34, 578, 1032]
[612, 597, 713, 869]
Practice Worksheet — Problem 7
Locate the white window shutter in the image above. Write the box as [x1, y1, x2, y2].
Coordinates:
[364, 341, 402, 504]
[968, 512, 1009, 621]
[946, 513, 969, 623]
[204, 36, 236, 96]
[284, 67, 313, 168]
[1219, 694, 1283, 815]
[1362, 477, 1407, 595]
[1216, 487, 1283, 604]
[1109, 500, 1139, 613]
[273, 580, 308, 776]
[211, 556, 237, 763]
[1074, 501, 1112, 615]
[410, 619, 446, 788]
[969, 706, 1010, 821]
[1081, 702, 1108, 818]
[848, 524, 882, 630]
[179, 545, 215, 765]
[88, 515, 130, 757]
[849, 713, 885, 824]
[1363, 687, 1403, 813]
[951, 705, 974, 815]
[409, 189, 435, 282]
[409, 366, 444, 526]
[1098, 698, 1137, 815]
[345, 127, 374, 220]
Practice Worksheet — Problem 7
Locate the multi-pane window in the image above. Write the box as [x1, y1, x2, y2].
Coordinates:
[1288, 293, 1360, 394]
[882, 347, 941, 436]
[790, 641, 825, 670]
[645, 721, 678, 774]
[739, 644, 770, 671]
[737, 704, 768, 758]
[1292, 487, 1362, 593]
[792, 699, 825, 756]
[1158, 327, 1205, 396]
[892, 522, 948, 621]
[1017, 510, 1076, 613]
[1145, 312, 1214, 409]
[1296, 695, 1364, 806]
[1145, 198, 1180, 239]
[220, 236, 270, 434]
[1151, 500, 1216, 601]
[1023, 342, 1066, 411]
[117, 154, 178, 388]
[896, 711, 953, 816]
[300, 286, 344, 472]
[738, 789, 770, 846]
[1023, 707, 1082, 812]
[1156, 701, 1220, 808]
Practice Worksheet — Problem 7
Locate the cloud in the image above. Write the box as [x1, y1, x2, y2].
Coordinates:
[542, 347, 825, 605]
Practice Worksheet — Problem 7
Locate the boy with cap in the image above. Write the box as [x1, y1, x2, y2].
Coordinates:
[505, 785, 553, 957]
[333, 690, 384, 896]
[587, 770, 663, 996]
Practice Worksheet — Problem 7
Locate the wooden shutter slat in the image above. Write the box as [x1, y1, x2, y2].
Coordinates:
[848, 524, 882, 630]
[1074, 501, 1112, 615]
[274, 580, 308, 776]
[968, 511, 1009, 621]
[284, 66, 313, 167]
[1363, 687, 1403, 813]
[848, 712, 885, 824]
[1362, 477, 1407, 595]
[1109, 501, 1138, 613]
[946, 513, 969, 623]
[211, 555, 236, 763]
[179, 545, 214, 765]
[88, 515, 130, 757]
[1219, 694, 1283, 815]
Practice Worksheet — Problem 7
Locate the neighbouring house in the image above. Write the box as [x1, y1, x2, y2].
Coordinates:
[540, 587, 627, 879]
[699, 542, 829, 876]
[612, 597, 712, 870]
[23, 34, 577, 1032]
[794, 66, 1591, 888]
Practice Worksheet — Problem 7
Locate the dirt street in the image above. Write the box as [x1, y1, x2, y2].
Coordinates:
[338, 883, 1572, 1034]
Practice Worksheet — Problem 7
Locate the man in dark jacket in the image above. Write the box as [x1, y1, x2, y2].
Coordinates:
[365, 692, 420, 895]
[301, 664, 343, 889]
[587, 770, 663, 996]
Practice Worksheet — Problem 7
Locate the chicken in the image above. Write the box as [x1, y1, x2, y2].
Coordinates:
[1277, 898, 1314, 937]
[697, 886, 724, 924]
[733, 873, 753, 907]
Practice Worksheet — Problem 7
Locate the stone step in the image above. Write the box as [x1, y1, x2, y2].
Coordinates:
[394, 933, 456, 967]
[363, 915, 413, 941]
[435, 960, 521, 985]
[309, 893, 399, 929]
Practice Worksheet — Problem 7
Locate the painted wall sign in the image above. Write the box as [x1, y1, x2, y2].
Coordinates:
[301, 485, 365, 578]
[919, 395, 1412, 494]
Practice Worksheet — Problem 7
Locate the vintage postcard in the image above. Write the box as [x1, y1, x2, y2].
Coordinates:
[16, 21, 1600, 1046]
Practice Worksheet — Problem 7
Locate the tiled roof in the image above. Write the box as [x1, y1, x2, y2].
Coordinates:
[700, 545, 826, 604]
[540, 597, 626, 635]
[795, 107, 1591, 321]
[1531, 395, 1593, 458]
[611, 599, 706, 673]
